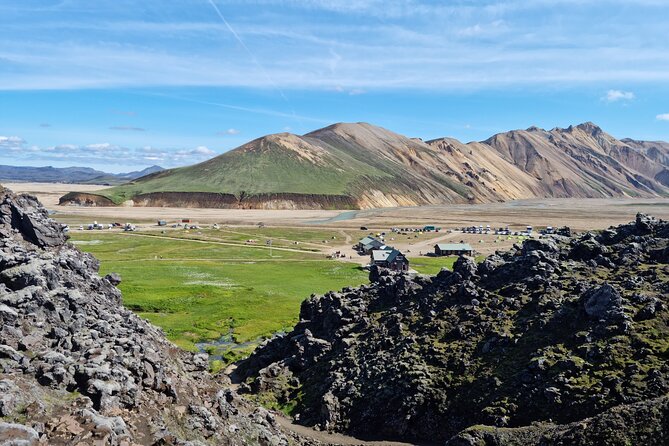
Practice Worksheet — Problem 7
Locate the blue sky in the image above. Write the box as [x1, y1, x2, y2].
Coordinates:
[1, 0, 668, 172]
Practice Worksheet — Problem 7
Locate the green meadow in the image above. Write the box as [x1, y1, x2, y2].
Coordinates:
[138, 225, 364, 252]
[70, 230, 368, 357]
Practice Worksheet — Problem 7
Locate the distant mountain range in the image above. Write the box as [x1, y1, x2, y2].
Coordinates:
[0, 164, 164, 185]
[59, 122, 669, 209]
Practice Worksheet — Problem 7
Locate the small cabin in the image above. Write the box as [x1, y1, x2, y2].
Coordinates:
[357, 236, 385, 254]
[434, 243, 473, 256]
[371, 248, 409, 272]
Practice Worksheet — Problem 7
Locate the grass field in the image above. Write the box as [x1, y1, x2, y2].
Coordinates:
[137, 226, 366, 252]
[70, 231, 368, 358]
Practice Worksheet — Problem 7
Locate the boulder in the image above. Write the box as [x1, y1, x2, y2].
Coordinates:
[522, 238, 559, 255]
[454, 255, 479, 280]
[583, 284, 625, 322]
[570, 237, 607, 261]
[0, 193, 67, 248]
[0, 422, 39, 446]
[104, 272, 122, 286]
[635, 213, 656, 234]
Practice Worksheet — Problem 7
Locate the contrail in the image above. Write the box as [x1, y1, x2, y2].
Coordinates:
[135, 90, 331, 125]
[205, 0, 302, 127]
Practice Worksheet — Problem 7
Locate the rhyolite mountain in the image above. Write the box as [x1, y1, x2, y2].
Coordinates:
[59, 122, 669, 209]
[0, 164, 163, 185]
[236, 214, 669, 445]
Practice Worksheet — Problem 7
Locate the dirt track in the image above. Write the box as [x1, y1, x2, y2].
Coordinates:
[274, 415, 429, 446]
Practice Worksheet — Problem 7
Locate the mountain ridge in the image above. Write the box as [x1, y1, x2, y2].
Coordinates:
[0, 164, 164, 185]
[59, 122, 669, 209]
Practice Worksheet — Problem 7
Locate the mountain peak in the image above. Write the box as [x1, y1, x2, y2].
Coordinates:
[305, 122, 414, 147]
[573, 121, 603, 135]
[307, 121, 380, 136]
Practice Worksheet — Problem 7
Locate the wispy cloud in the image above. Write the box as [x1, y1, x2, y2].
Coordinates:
[109, 126, 146, 132]
[331, 85, 366, 95]
[39, 123, 51, 127]
[657, 113, 669, 121]
[0, 1, 668, 91]
[146, 92, 331, 124]
[603, 89, 636, 102]
[217, 128, 240, 135]
[457, 20, 507, 38]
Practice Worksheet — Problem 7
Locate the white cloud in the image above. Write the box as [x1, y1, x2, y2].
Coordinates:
[457, 20, 507, 38]
[330, 85, 366, 95]
[2, 136, 218, 168]
[190, 146, 216, 155]
[86, 143, 116, 150]
[603, 89, 636, 102]
[0, 136, 26, 149]
[217, 128, 240, 135]
[656, 113, 669, 121]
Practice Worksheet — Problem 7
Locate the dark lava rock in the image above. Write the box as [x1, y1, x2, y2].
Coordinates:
[583, 283, 626, 321]
[104, 272, 122, 286]
[0, 192, 67, 248]
[453, 255, 479, 280]
[238, 213, 669, 444]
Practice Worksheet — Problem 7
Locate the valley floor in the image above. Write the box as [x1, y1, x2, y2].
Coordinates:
[7, 182, 669, 231]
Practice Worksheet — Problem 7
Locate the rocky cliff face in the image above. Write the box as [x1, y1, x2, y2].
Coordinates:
[0, 189, 300, 445]
[236, 214, 669, 445]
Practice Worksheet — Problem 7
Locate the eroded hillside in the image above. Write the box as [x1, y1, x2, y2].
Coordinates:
[60, 122, 669, 210]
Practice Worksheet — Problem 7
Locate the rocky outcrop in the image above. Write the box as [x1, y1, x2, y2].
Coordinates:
[58, 192, 116, 207]
[60, 191, 359, 210]
[0, 188, 301, 445]
[0, 193, 68, 248]
[237, 213, 669, 444]
[446, 394, 669, 446]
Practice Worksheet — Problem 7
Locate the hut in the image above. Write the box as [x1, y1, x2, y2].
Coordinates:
[371, 248, 409, 271]
[357, 236, 385, 254]
[434, 243, 474, 256]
